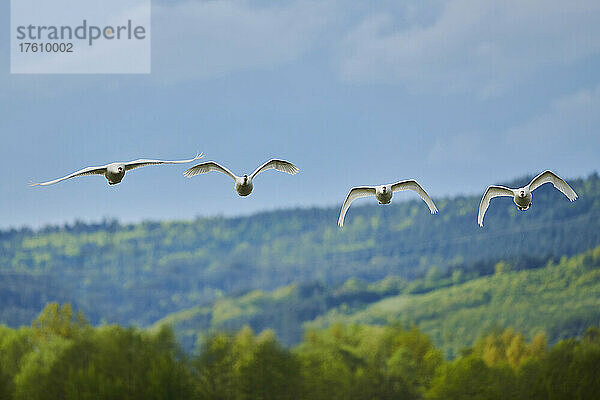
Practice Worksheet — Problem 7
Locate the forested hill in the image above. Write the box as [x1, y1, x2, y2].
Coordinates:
[156, 245, 600, 354]
[1, 173, 599, 328]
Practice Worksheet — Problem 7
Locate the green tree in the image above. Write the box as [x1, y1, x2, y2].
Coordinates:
[195, 327, 301, 400]
[533, 338, 600, 400]
[0, 326, 33, 391]
[237, 330, 302, 400]
[473, 328, 547, 368]
[0, 363, 12, 400]
[194, 333, 238, 400]
[494, 261, 513, 274]
[14, 336, 72, 400]
[426, 356, 517, 400]
[32, 303, 88, 341]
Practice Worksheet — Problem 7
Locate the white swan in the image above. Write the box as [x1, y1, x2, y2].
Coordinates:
[338, 180, 438, 227]
[31, 153, 203, 186]
[478, 170, 578, 227]
[184, 159, 299, 196]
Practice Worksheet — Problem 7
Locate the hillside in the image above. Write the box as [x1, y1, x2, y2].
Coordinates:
[306, 246, 600, 357]
[159, 246, 600, 356]
[1, 173, 599, 329]
[152, 276, 408, 350]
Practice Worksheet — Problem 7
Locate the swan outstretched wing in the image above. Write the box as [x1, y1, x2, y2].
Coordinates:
[528, 170, 578, 201]
[338, 187, 376, 227]
[183, 161, 237, 181]
[391, 180, 438, 214]
[125, 153, 203, 171]
[30, 165, 107, 186]
[478, 185, 514, 227]
[250, 159, 299, 180]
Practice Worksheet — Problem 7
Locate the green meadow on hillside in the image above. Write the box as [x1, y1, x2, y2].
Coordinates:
[307, 246, 600, 357]
[156, 246, 600, 355]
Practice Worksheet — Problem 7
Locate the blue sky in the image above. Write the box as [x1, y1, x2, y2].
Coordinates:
[1, 0, 599, 228]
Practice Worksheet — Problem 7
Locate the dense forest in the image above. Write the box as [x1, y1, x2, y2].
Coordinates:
[0, 303, 599, 399]
[1, 173, 599, 330]
[156, 245, 600, 355]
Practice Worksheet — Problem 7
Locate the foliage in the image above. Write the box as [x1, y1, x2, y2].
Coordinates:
[305, 246, 600, 357]
[426, 327, 600, 400]
[471, 327, 547, 368]
[194, 327, 302, 400]
[157, 246, 600, 354]
[2, 304, 192, 400]
[1, 304, 599, 399]
[152, 277, 406, 350]
[296, 324, 442, 400]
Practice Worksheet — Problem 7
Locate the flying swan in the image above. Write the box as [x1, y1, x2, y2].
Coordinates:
[183, 159, 299, 196]
[338, 180, 438, 227]
[477, 170, 578, 227]
[31, 153, 203, 186]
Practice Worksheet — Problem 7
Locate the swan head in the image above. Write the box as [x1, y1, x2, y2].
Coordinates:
[108, 164, 124, 174]
[382, 186, 387, 193]
[243, 174, 248, 184]
[518, 189, 526, 198]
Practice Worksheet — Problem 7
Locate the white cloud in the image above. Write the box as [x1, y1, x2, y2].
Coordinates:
[337, 0, 600, 96]
[151, 0, 333, 82]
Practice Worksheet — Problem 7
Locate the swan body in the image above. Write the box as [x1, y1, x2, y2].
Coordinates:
[376, 185, 393, 204]
[235, 175, 254, 197]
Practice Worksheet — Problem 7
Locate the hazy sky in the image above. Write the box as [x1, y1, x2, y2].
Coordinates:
[1, 0, 599, 228]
